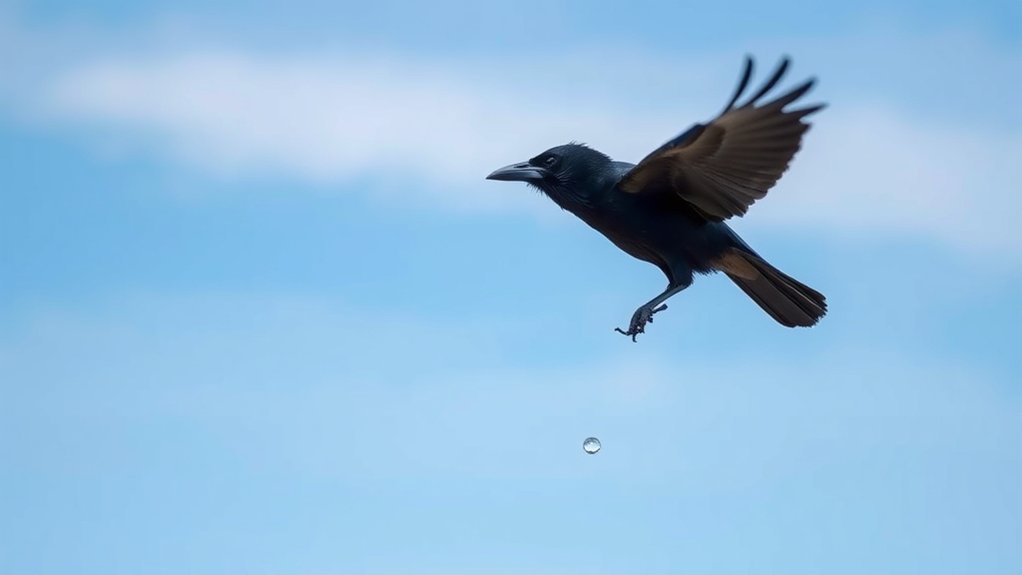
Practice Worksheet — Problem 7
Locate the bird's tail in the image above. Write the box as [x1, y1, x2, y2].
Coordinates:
[716, 248, 827, 327]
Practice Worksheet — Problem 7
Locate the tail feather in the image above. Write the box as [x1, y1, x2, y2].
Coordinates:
[718, 249, 826, 327]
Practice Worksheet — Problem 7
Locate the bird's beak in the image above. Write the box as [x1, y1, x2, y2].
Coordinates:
[486, 162, 546, 182]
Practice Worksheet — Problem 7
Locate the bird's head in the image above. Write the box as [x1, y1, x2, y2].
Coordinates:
[486, 143, 613, 207]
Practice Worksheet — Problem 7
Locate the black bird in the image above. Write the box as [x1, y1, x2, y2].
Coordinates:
[487, 56, 827, 340]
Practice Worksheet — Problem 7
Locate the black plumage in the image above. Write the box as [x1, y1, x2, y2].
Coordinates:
[487, 56, 827, 340]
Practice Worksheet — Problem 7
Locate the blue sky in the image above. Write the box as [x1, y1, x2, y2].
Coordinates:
[1, 1, 1020, 574]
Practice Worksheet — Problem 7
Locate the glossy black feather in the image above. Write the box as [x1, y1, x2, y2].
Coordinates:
[486, 56, 827, 337]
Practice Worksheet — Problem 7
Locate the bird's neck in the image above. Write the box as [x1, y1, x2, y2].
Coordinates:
[541, 171, 616, 215]
[543, 185, 595, 213]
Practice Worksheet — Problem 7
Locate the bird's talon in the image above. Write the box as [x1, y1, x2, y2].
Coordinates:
[615, 303, 670, 341]
[614, 325, 643, 342]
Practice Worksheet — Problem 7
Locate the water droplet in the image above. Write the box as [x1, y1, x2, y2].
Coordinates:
[582, 437, 601, 454]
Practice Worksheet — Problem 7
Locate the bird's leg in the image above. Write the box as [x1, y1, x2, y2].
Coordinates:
[615, 282, 689, 342]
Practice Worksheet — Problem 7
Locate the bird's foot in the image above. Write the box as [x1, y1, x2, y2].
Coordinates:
[614, 304, 668, 342]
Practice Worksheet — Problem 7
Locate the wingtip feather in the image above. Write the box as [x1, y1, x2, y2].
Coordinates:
[721, 56, 755, 114]
[740, 56, 791, 108]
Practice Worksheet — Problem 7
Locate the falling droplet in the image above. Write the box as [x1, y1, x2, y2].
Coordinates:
[582, 437, 601, 454]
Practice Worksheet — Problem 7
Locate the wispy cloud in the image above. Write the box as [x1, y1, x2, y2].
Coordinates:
[43, 52, 675, 213]
[0, 10, 1014, 256]
[753, 106, 1022, 254]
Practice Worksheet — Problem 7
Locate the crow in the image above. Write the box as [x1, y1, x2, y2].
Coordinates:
[487, 56, 827, 341]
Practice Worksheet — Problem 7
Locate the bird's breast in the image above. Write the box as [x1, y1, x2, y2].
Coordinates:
[577, 198, 733, 275]
[575, 205, 671, 269]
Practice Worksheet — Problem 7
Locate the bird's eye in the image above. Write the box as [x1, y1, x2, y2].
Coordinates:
[544, 156, 557, 166]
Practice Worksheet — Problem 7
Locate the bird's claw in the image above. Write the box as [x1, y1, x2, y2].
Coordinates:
[615, 304, 668, 342]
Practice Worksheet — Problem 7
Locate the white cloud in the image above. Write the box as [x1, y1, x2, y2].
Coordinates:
[19, 38, 1022, 255]
[43, 52, 674, 213]
[753, 106, 1022, 254]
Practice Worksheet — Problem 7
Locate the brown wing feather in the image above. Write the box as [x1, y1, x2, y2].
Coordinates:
[619, 57, 824, 221]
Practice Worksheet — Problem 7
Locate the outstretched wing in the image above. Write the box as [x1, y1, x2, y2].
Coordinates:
[618, 56, 824, 221]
